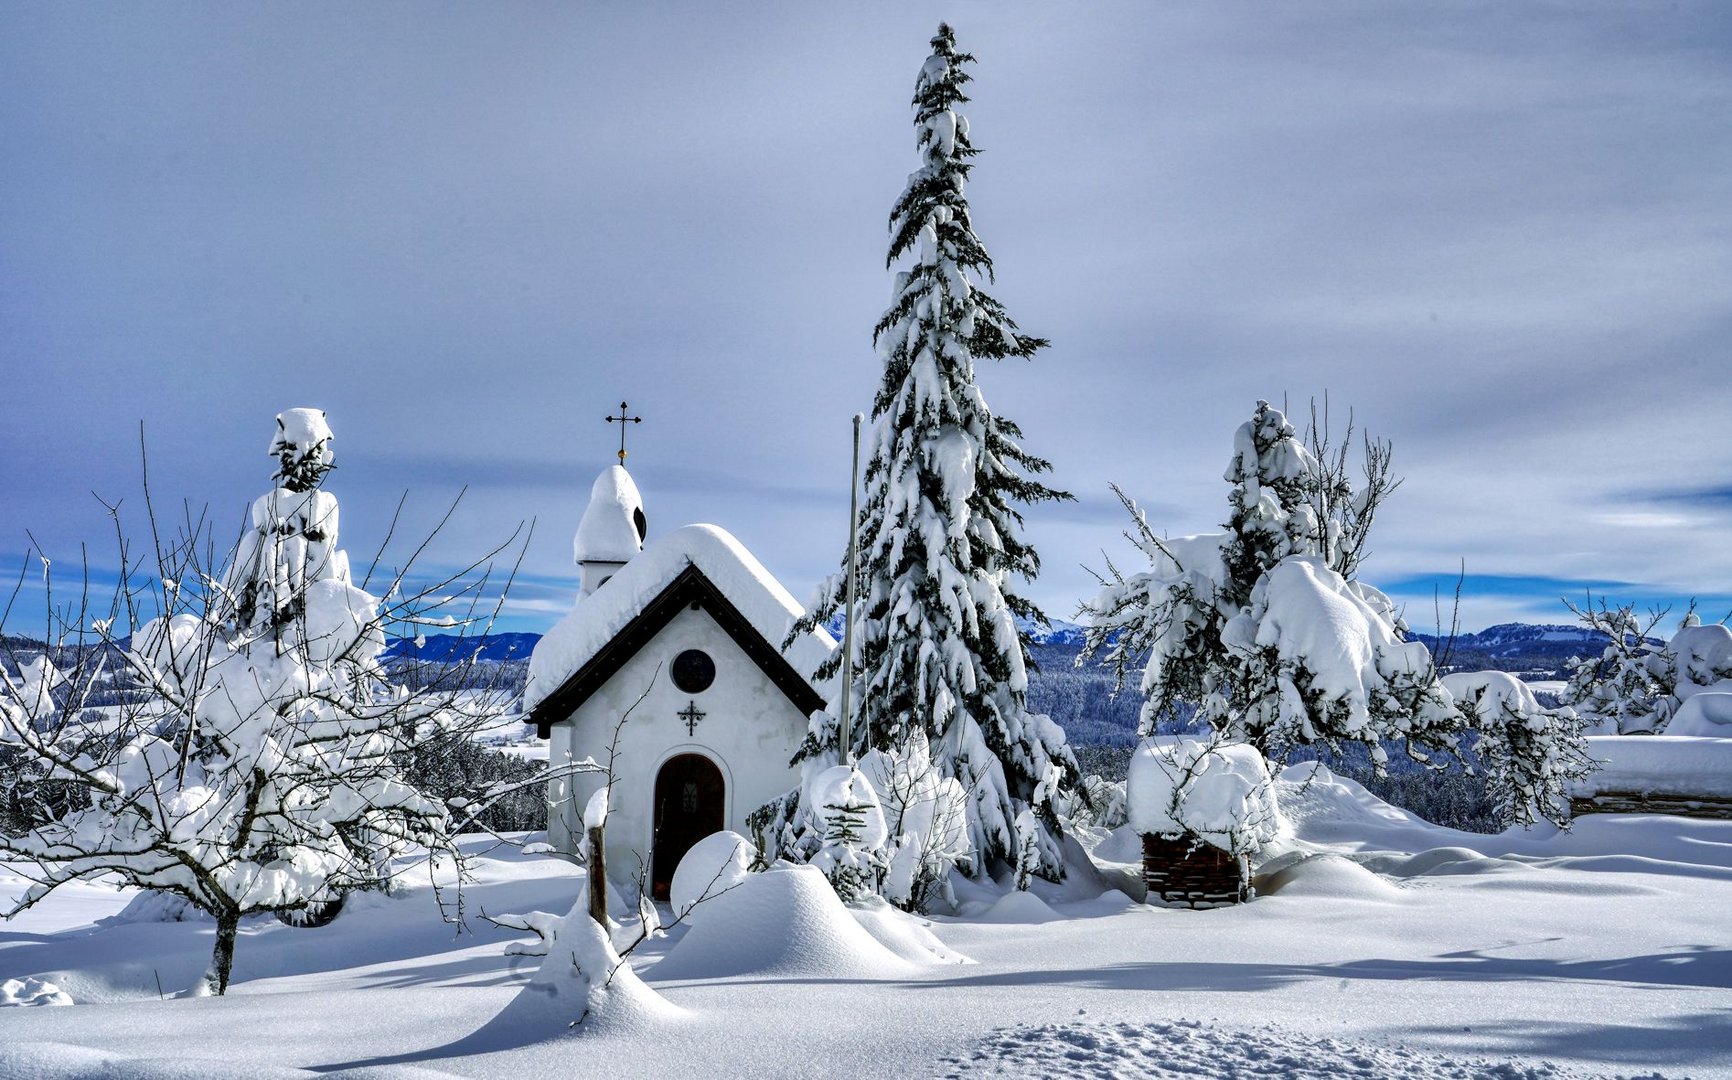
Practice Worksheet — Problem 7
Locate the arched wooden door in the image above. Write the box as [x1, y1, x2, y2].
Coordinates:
[651, 753, 725, 901]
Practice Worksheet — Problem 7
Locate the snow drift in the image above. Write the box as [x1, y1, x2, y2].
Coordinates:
[652, 864, 917, 981]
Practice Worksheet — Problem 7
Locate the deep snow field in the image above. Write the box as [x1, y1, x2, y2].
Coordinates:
[1, 765, 1727, 1080]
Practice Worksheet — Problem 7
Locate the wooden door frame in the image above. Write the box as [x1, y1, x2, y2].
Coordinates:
[648, 748, 730, 899]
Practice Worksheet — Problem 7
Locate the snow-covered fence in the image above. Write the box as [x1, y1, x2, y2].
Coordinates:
[1567, 735, 1732, 819]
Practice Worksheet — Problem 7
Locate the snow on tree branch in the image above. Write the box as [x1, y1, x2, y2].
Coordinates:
[0, 410, 528, 994]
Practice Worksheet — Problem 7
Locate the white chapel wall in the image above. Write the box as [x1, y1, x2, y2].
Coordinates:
[546, 604, 809, 881]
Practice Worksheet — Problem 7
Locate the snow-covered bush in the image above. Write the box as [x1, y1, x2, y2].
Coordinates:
[1127, 737, 1281, 857]
[751, 732, 969, 913]
[799, 764, 889, 903]
[0, 409, 522, 995]
[1562, 604, 1732, 735]
[758, 765, 893, 906]
[1081, 401, 1588, 829]
[1665, 692, 1732, 737]
[1663, 617, 1732, 715]
[1057, 774, 1129, 831]
[1226, 556, 1460, 766]
[1559, 597, 1676, 734]
[1442, 671, 1591, 828]
[482, 898, 678, 1040]
[784, 22, 1081, 887]
[858, 732, 970, 911]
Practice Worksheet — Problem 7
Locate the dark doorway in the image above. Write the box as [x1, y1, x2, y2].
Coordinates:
[651, 753, 725, 901]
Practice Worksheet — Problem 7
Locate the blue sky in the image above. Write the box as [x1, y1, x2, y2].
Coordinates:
[2, 3, 1729, 639]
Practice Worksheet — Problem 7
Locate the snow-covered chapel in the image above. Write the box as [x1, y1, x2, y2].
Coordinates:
[523, 462, 835, 899]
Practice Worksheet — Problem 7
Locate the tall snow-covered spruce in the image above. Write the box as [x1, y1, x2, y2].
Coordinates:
[785, 24, 1080, 887]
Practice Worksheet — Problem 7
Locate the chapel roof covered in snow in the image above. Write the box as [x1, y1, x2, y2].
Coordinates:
[525, 524, 835, 737]
[573, 465, 647, 566]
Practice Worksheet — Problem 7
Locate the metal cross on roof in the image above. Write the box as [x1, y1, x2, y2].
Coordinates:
[606, 401, 642, 464]
[678, 701, 706, 737]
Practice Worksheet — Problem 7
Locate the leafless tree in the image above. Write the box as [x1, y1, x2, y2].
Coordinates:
[0, 416, 537, 994]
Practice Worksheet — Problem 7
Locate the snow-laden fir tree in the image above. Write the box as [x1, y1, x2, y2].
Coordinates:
[1558, 596, 1676, 734]
[1442, 670, 1590, 828]
[0, 410, 505, 995]
[784, 24, 1080, 887]
[1561, 602, 1732, 735]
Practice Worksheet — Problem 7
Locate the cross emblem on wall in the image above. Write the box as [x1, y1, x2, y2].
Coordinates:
[678, 701, 706, 736]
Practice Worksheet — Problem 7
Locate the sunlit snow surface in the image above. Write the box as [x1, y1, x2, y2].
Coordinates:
[1, 765, 1728, 1079]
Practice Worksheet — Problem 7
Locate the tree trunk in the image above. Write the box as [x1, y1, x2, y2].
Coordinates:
[204, 907, 241, 996]
[587, 823, 608, 927]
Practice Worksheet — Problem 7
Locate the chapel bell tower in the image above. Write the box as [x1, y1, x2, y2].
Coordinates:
[573, 465, 646, 596]
[572, 401, 647, 596]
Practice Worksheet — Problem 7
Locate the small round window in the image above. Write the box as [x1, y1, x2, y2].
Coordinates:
[671, 649, 716, 694]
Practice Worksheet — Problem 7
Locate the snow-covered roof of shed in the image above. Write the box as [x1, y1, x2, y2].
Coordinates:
[573, 465, 646, 566]
[526, 523, 835, 713]
[1127, 737, 1282, 854]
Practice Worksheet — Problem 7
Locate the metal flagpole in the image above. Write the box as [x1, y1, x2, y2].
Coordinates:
[838, 413, 863, 766]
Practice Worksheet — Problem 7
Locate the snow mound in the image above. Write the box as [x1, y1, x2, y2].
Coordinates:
[1087, 822, 1146, 864]
[1043, 831, 1135, 904]
[651, 864, 916, 981]
[847, 895, 971, 965]
[1256, 854, 1405, 901]
[1274, 761, 1448, 850]
[1370, 846, 1502, 878]
[1664, 693, 1732, 737]
[465, 903, 679, 1046]
[98, 890, 208, 926]
[0, 976, 72, 1007]
[938, 1018, 1611, 1079]
[670, 831, 756, 921]
[969, 887, 1062, 924]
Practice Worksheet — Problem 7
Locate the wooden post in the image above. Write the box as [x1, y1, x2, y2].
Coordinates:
[838, 413, 862, 764]
[587, 824, 608, 926]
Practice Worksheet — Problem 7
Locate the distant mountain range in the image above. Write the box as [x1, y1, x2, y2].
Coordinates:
[377, 616, 1090, 666]
[384, 632, 541, 664]
[382, 619, 1615, 677]
[820, 612, 1089, 647]
[6, 616, 1611, 679]
[1407, 622, 1624, 676]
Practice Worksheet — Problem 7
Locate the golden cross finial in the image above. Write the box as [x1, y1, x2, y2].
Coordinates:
[606, 401, 642, 464]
